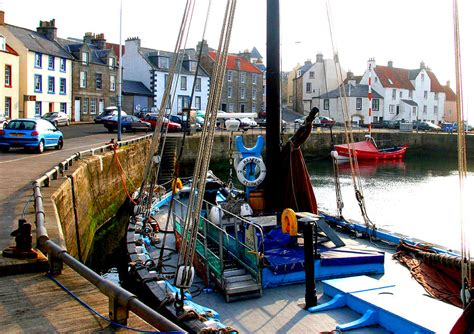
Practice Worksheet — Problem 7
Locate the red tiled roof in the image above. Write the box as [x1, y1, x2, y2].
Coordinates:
[5, 44, 19, 56]
[427, 71, 444, 93]
[106, 42, 125, 60]
[442, 85, 457, 101]
[374, 65, 414, 90]
[208, 51, 261, 74]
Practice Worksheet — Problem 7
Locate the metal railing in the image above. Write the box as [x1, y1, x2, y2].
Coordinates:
[31, 134, 185, 333]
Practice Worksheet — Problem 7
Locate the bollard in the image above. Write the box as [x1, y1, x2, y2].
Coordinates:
[2, 219, 38, 259]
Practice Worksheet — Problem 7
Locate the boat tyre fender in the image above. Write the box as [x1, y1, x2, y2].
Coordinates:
[281, 208, 298, 237]
[236, 156, 266, 187]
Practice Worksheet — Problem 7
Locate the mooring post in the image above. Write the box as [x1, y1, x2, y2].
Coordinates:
[302, 219, 317, 309]
[109, 296, 129, 325]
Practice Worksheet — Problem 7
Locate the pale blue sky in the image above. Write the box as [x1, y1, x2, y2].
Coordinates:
[1, 0, 473, 121]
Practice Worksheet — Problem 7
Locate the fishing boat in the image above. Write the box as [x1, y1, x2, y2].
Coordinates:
[122, 0, 472, 333]
[334, 135, 408, 160]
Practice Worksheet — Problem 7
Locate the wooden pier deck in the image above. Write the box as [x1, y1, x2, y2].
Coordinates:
[0, 265, 157, 333]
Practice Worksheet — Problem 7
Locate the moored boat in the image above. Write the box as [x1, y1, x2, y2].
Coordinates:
[334, 135, 408, 160]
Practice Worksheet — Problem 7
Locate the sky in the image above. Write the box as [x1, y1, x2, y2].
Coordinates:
[1, 0, 473, 121]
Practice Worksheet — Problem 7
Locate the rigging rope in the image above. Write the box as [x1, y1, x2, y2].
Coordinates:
[325, 0, 375, 230]
[453, 0, 471, 308]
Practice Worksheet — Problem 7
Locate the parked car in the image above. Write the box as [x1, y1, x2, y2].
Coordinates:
[294, 117, 305, 125]
[416, 121, 441, 132]
[42, 111, 70, 127]
[383, 120, 401, 129]
[441, 122, 455, 133]
[141, 114, 182, 132]
[238, 117, 258, 128]
[169, 115, 189, 130]
[134, 107, 158, 120]
[0, 118, 64, 153]
[0, 115, 7, 128]
[313, 116, 335, 128]
[94, 107, 127, 123]
[104, 115, 151, 133]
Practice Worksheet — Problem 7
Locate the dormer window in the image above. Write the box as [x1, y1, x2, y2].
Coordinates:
[188, 61, 197, 72]
[0, 35, 5, 51]
[108, 57, 115, 70]
[82, 51, 89, 65]
[158, 57, 169, 69]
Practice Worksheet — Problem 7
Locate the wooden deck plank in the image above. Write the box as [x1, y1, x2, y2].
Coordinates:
[0, 266, 158, 333]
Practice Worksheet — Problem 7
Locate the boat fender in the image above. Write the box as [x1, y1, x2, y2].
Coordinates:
[281, 208, 298, 237]
[209, 205, 223, 225]
[172, 178, 183, 193]
[240, 203, 253, 217]
[175, 265, 195, 288]
[236, 156, 267, 187]
[331, 150, 339, 159]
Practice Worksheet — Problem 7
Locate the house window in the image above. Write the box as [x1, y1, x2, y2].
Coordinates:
[5, 97, 11, 118]
[434, 106, 438, 114]
[356, 98, 362, 110]
[5, 65, 12, 87]
[240, 87, 245, 99]
[372, 99, 379, 111]
[412, 107, 416, 115]
[240, 72, 246, 84]
[306, 82, 312, 93]
[91, 99, 97, 114]
[396, 105, 400, 115]
[60, 58, 66, 72]
[389, 105, 395, 114]
[423, 105, 427, 114]
[195, 78, 201, 92]
[252, 102, 256, 112]
[227, 71, 233, 82]
[181, 76, 187, 90]
[48, 77, 55, 94]
[0, 35, 5, 51]
[227, 86, 232, 98]
[35, 101, 42, 116]
[409, 90, 413, 98]
[434, 92, 439, 100]
[252, 87, 257, 100]
[108, 57, 115, 70]
[95, 73, 102, 89]
[164, 74, 169, 87]
[158, 57, 169, 69]
[82, 52, 89, 65]
[228, 103, 234, 112]
[35, 53, 42, 68]
[195, 96, 201, 110]
[80, 71, 87, 88]
[424, 91, 428, 99]
[48, 55, 55, 70]
[421, 73, 425, 81]
[309, 71, 315, 79]
[392, 89, 396, 100]
[59, 78, 66, 94]
[34, 74, 42, 92]
[252, 73, 257, 85]
[110, 75, 116, 91]
[324, 99, 329, 110]
[399, 91, 403, 98]
[60, 102, 67, 113]
[82, 98, 89, 114]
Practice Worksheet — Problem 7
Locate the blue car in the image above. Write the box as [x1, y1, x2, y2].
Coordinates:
[0, 118, 64, 153]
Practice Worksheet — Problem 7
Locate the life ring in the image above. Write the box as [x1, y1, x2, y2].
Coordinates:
[281, 208, 298, 236]
[236, 156, 266, 187]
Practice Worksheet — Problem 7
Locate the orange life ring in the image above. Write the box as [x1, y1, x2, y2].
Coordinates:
[281, 208, 298, 237]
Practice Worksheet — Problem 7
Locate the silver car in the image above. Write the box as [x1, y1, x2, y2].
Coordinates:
[42, 111, 70, 127]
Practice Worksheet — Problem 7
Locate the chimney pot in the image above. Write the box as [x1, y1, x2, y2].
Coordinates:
[0, 11, 5, 25]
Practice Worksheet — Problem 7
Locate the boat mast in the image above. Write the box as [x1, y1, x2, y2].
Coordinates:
[265, 0, 282, 213]
[117, 0, 124, 141]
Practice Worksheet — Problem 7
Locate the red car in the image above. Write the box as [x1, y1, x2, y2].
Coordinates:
[142, 114, 182, 132]
[314, 116, 336, 128]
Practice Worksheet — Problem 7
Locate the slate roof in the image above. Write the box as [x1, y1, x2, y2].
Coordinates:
[254, 63, 266, 72]
[297, 62, 313, 78]
[250, 47, 262, 59]
[58, 38, 115, 66]
[5, 24, 73, 59]
[401, 99, 418, 106]
[208, 51, 262, 74]
[142, 48, 209, 77]
[318, 84, 383, 99]
[123, 80, 153, 96]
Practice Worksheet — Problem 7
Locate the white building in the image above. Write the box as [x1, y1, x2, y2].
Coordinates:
[359, 59, 446, 124]
[123, 37, 210, 115]
[0, 16, 73, 119]
[293, 54, 346, 114]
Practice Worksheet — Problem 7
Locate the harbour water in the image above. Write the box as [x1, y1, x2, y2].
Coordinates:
[307, 155, 474, 251]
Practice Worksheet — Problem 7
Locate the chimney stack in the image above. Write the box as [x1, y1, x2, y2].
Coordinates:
[0, 11, 5, 25]
[92, 33, 106, 49]
[420, 61, 426, 70]
[387, 60, 393, 68]
[37, 19, 57, 41]
[316, 53, 323, 63]
[83, 32, 94, 44]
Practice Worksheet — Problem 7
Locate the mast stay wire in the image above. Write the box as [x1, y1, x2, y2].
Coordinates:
[453, 0, 471, 308]
[176, 0, 237, 290]
[325, 0, 375, 230]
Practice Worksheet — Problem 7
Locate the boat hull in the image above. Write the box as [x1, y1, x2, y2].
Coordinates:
[335, 141, 407, 160]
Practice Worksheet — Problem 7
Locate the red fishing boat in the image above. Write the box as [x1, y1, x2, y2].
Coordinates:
[334, 135, 407, 160]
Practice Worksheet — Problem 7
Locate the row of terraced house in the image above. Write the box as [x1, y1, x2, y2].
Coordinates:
[0, 10, 264, 123]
